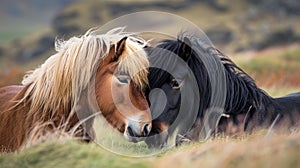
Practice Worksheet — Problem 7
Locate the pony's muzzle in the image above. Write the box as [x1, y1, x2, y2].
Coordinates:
[125, 122, 152, 140]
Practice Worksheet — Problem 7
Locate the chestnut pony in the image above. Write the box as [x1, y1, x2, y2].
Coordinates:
[0, 27, 152, 152]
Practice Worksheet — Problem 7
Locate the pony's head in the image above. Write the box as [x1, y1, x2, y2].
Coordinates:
[21, 27, 152, 142]
[93, 33, 152, 142]
[145, 37, 195, 148]
[145, 34, 258, 148]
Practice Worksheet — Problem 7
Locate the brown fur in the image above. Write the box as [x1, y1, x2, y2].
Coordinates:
[0, 85, 86, 152]
[95, 46, 151, 134]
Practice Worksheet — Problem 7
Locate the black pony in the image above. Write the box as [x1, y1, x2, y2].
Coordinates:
[145, 34, 300, 148]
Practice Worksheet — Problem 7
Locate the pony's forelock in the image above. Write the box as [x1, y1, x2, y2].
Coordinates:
[117, 36, 149, 88]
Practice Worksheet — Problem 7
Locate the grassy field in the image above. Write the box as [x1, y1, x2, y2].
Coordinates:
[0, 140, 152, 168]
[0, 25, 48, 45]
[0, 44, 299, 167]
[1, 131, 300, 168]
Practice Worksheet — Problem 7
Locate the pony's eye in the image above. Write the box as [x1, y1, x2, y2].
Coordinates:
[116, 75, 130, 84]
[171, 79, 179, 87]
[170, 78, 183, 90]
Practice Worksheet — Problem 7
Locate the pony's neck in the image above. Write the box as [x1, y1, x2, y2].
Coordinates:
[188, 54, 211, 118]
[222, 58, 274, 115]
[0, 84, 91, 152]
[187, 48, 280, 137]
[189, 48, 275, 117]
[75, 86, 98, 136]
[22, 83, 80, 130]
[6, 85, 97, 152]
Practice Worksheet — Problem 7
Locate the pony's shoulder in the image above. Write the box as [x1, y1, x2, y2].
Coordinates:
[0, 85, 24, 111]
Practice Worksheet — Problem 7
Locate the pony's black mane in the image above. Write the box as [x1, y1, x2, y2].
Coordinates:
[205, 47, 276, 124]
[149, 35, 277, 125]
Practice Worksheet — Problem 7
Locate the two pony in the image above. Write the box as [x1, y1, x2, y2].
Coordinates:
[1, 27, 299, 152]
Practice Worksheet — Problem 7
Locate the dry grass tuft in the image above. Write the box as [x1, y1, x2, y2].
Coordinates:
[154, 131, 300, 168]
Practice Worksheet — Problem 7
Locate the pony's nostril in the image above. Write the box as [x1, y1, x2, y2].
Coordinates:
[142, 123, 151, 136]
[127, 126, 135, 137]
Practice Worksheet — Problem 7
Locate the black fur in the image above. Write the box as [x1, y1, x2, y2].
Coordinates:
[145, 34, 300, 148]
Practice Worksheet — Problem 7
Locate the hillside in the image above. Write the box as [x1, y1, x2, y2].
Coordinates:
[0, 0, 81, 43]
[0, 0, 300, 65]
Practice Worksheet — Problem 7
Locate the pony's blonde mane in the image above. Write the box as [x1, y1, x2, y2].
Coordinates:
[20, 27, 149, 119]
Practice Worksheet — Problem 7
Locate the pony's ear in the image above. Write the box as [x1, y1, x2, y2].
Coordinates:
[179, 37, 192, 61]
[113, 36, 128, 61]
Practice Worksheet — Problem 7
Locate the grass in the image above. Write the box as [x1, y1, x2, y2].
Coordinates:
[236, 46, 300, 73]
[1, 131, 300, 168]
[0, 28, 32, 44]
[154, 132, 300, 168]
[0, 20, 47, 44]
[0, 141, 152, 168]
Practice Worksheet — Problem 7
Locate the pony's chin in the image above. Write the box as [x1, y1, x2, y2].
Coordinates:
[124, 133, 144, 143]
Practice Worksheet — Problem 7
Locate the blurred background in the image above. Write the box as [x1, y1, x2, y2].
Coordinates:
[0, 0, 299, 96]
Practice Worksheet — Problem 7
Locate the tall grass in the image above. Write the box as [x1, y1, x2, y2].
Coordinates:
[154, 132, 300, 168]
[1, 131, 300, 168]
[0, 141, 152, 168]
